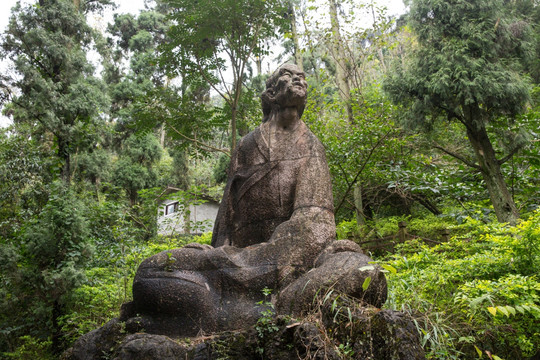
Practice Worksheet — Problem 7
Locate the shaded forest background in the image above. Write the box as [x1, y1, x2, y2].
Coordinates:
[0, 0, 538, 358]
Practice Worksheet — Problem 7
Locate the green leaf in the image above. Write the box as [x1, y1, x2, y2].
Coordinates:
[505, 305, 516, 316]
[362, 276, 372, 291]
[474, 345, 483, 358]
[358, 265, 375, 272]
[381, 264, 397, 274]
[497, 306, 509, 317]
[487, 307, 497, 316]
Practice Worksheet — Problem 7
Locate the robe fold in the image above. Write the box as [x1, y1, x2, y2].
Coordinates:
[211, 121, 334, 248]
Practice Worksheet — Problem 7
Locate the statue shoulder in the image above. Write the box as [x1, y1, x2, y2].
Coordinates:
[304, 127, 327, 156]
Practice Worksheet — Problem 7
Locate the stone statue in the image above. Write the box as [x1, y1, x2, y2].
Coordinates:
[125, 64, 387, 338]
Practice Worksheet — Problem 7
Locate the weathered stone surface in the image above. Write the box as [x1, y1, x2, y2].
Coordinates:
[371, 310, 426, 360]
[60, 318, 124, 360]
[64, 65, 402, 359]
[278, 240, 388, 315]
[320, 294, 426, 360]
[115, 334, 189, 360]
[63, 303, 425, 360]
[128, 64, 387, 337]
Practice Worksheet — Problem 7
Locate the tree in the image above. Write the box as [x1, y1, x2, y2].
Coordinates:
[0, 181, 92, 354]
[113, 133, 163, 206]
[385, 0, 536, 224]
[103, 9, 169, 136]
[328, 0, 353, 123]
[160, 0, 287, 152]
[1, 0, 109, 183]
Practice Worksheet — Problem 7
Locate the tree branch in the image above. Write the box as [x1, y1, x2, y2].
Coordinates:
[498, 145, 525, 165]
[166, 122, 230, 157]
[334, 129, 392, 214]
[432, 144, 482, 171]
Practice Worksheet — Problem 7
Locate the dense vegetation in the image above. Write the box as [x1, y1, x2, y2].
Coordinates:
[0, 0, 538, 358]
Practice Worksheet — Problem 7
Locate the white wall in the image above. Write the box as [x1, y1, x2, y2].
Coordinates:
[158, 201, 219, 236]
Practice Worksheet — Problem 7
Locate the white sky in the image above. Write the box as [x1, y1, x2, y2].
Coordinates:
[0, 0, 406, 128]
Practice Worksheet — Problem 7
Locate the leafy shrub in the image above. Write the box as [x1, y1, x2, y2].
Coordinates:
[2, 336, 53, 360]
[192, 232, 213, 245]
[382, 211, 540, 359]
[336, 218, 359, 240]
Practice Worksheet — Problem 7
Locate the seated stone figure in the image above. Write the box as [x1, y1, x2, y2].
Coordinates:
[128, 64, 387, 337]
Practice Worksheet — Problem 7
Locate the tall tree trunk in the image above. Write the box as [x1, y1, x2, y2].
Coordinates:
[51, 299, 63, 355]
[289, 1, 303, 71]
[73, 0, 81, 12]
[160, 123, 166, 147]
[465, 109, 520, 224]
[230, 70, 244, 152]
[354, 185, 365, 225]
[328, 0, 353, 123]
[58, 138, 70, 184]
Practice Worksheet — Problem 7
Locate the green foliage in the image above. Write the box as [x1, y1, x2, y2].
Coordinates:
[2, 335, 53, 360]
[0, 181, 93, 354]
[192, 232, 213, 246]
[213, 153, 230, 184]
[387, 0, 533, 124]
[113, 133, 162, 205]
[159, 0, 287, 152]
[338, 214, 457, 242]
[336, 218, 359, 240]
[383, 211, 540, 359]
[1, 0, 109, 182]
[305, 84, 421, 221]
[255, 287, 279, 356]
[385, 0, 537, 224]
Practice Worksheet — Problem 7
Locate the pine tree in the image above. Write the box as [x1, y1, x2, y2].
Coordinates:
[385, 0, 536, 224]
[1, 0, 109, 183]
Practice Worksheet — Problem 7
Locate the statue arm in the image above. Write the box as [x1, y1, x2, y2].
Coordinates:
[211, 145, 240, 247]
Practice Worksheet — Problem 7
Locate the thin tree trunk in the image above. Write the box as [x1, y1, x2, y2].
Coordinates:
[230, 69, 244, 152]
[58, 138, 70, 184]
[465, 110, 519, 224]
[328, 0, 353, 123]
[289, 1, 303, 71]
[354, 184, 365, 225]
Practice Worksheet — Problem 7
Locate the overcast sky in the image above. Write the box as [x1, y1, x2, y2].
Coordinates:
[0, 0, 406, 127]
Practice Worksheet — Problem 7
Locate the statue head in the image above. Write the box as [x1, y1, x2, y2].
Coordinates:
[261, 64, 307, 122]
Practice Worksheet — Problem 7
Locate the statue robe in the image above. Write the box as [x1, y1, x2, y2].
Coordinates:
[129, 120, 386, 337]
[211, 121, 335, 248]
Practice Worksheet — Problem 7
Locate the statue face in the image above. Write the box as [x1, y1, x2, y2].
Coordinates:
[273, 64, 307, 108]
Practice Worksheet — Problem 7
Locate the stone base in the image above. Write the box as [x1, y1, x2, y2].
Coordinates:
[63, 296, 425, 360]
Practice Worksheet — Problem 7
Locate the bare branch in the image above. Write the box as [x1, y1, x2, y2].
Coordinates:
[498, 145, 525, 165]
[166, 122, 231, 157]
[335, 129, 392, 214]
[432, 144, 482, 171]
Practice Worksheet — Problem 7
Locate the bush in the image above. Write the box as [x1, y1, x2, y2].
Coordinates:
[381, 211, 540, 359]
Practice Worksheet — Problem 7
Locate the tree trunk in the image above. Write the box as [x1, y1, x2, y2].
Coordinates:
[353, 185, 365, 225]
[51, 299, 63, 355]
[288, 1, 303, 71]
[58, 138, 70, 184]
[465, 112, 520, 224]
[230, 72, 243, 152]
[328, 0, 353, 123]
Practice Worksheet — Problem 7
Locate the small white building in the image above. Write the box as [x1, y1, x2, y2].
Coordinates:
[158, 196, 220, 236]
